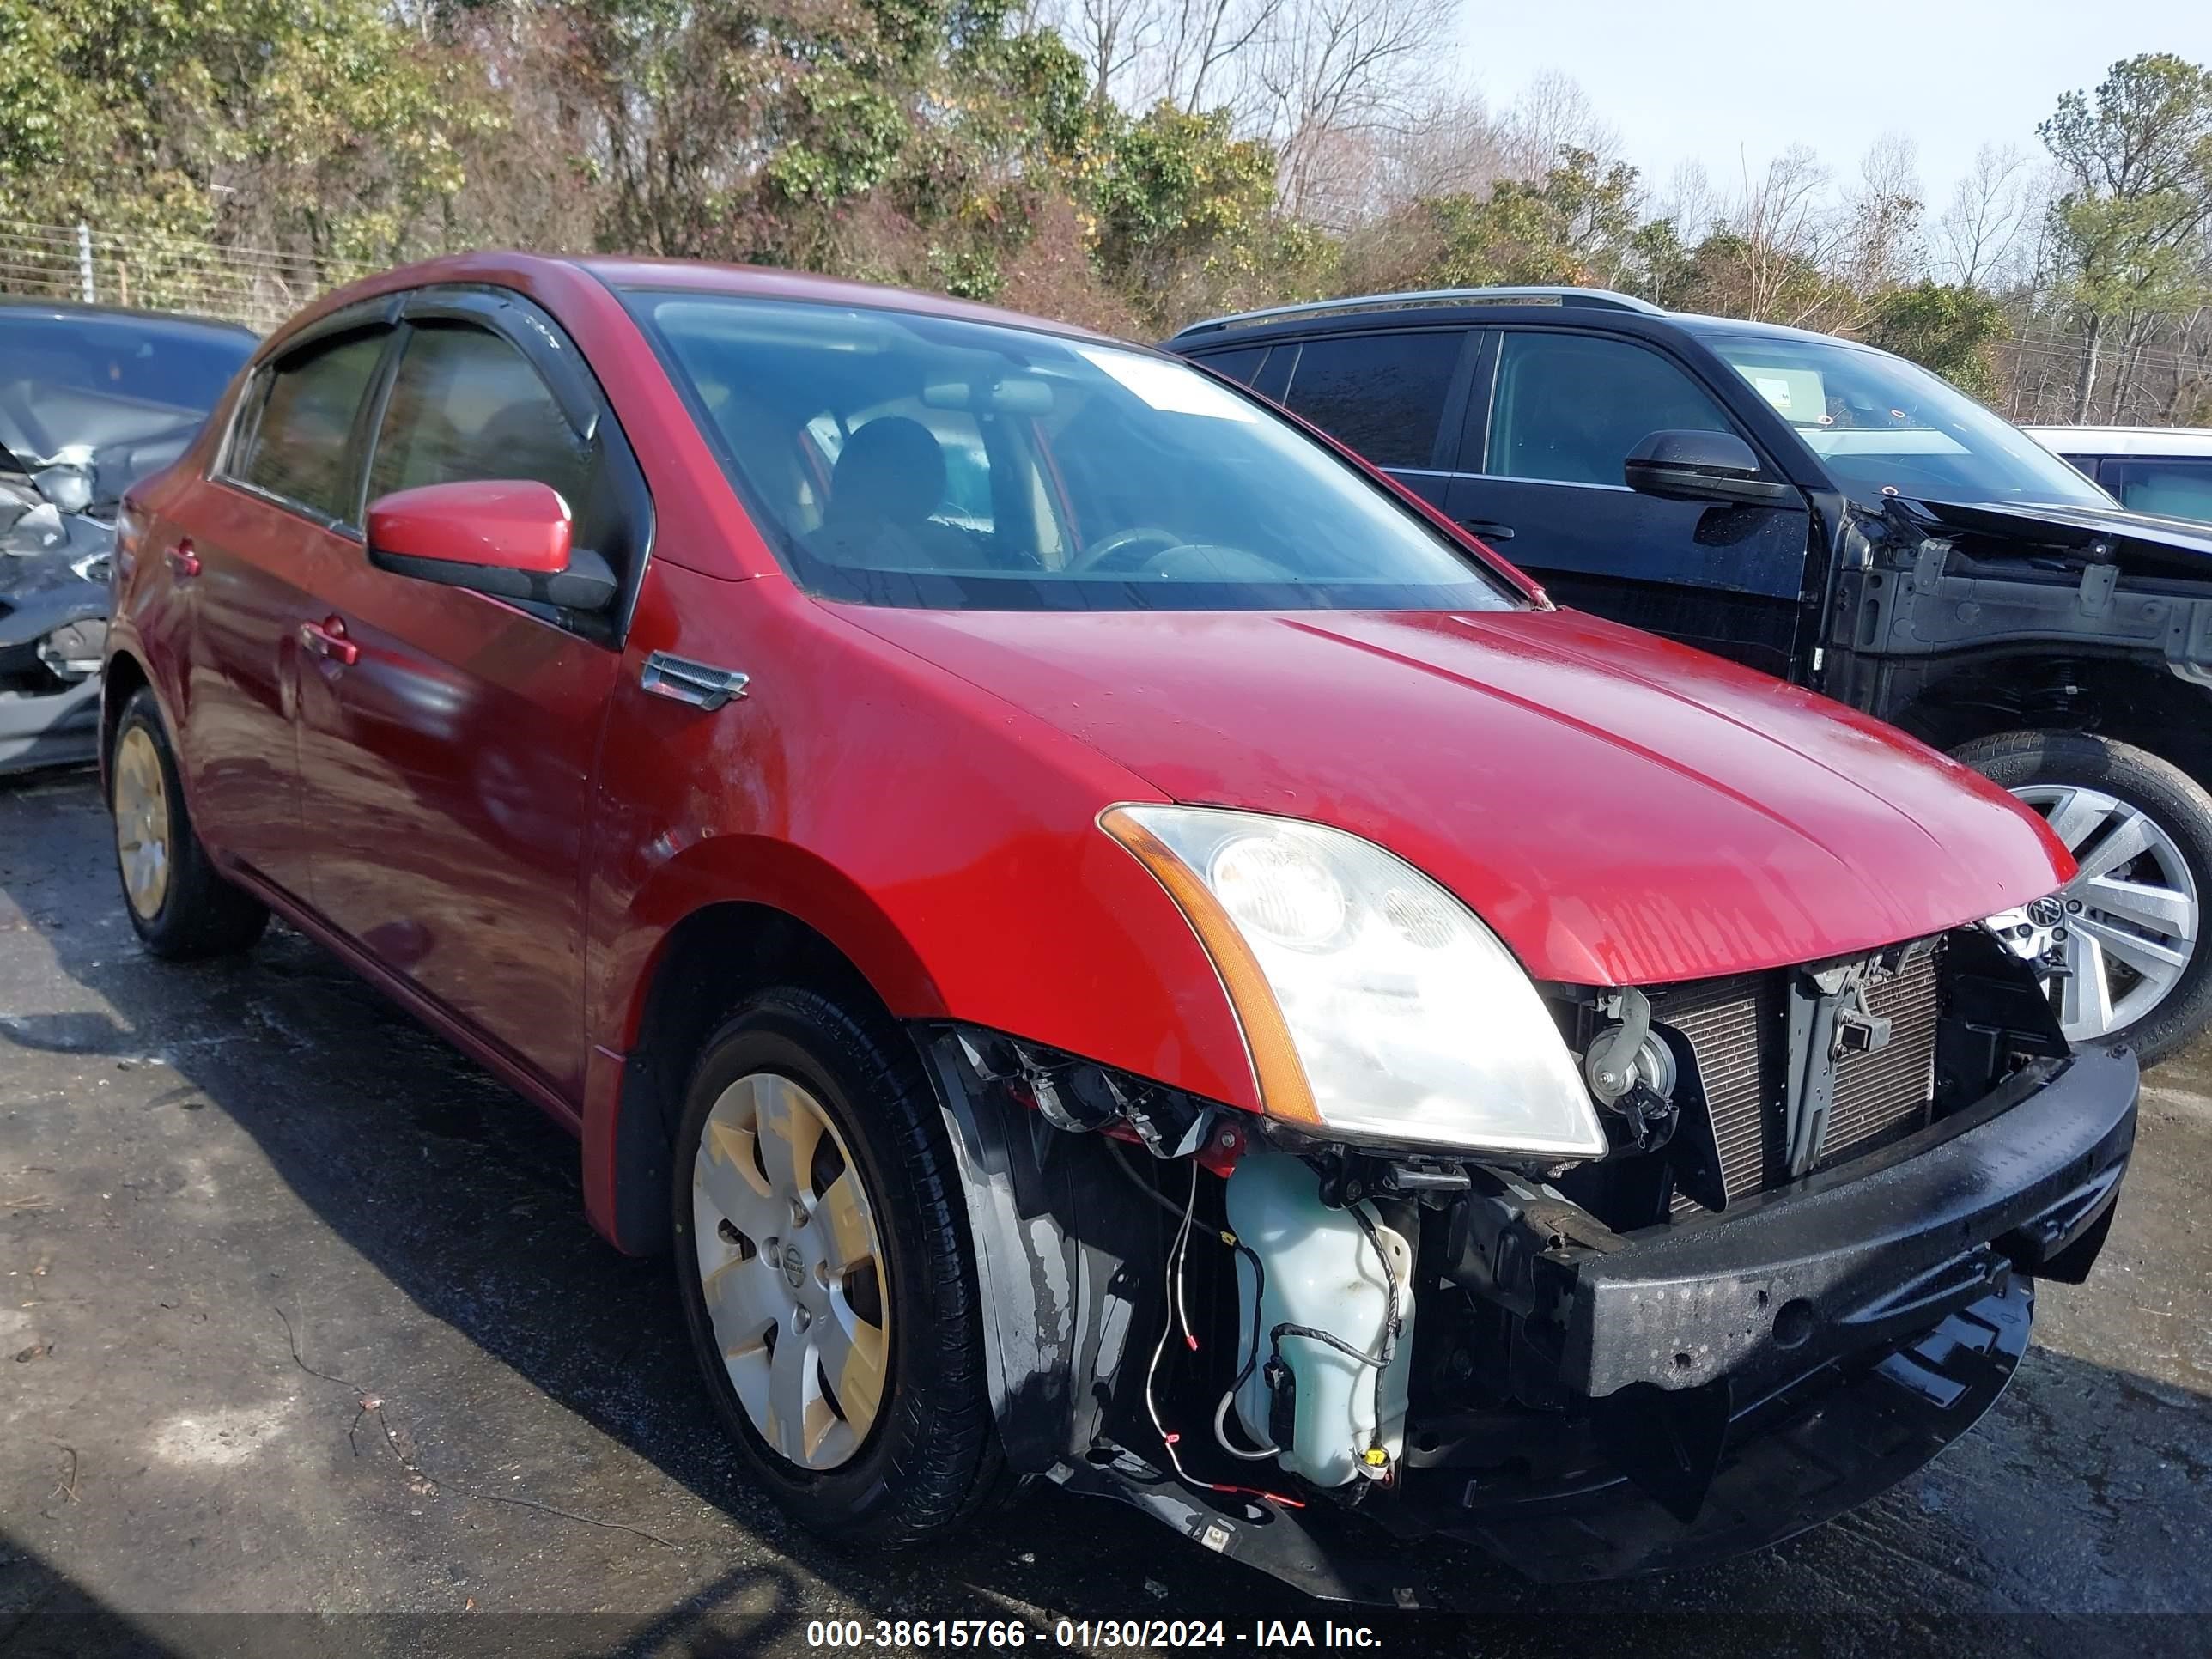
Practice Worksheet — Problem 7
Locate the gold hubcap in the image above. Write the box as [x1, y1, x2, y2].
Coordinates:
[693, 1073, 890, 1471]
[113, 726, 172, 921]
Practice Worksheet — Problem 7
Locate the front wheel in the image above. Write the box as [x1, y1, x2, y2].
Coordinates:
[1955, 730, 2212, 1066]
[108, 688, 269, 960]
[672, 988, 1000, 1542]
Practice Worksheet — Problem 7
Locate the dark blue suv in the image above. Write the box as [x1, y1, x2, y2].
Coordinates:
[1170, 286, 2212, 1066]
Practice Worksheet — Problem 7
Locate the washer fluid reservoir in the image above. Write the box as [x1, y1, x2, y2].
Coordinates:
[1224, 1152, 1415, 1489]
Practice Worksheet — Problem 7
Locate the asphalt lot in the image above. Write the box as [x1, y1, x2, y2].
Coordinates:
[2, 767, 2209, 1659]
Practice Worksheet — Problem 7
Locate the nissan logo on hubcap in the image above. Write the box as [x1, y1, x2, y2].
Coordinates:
[781, 1244, 807, 1291]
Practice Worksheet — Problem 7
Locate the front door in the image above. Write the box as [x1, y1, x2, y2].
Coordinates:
[1446, 329, 1814, 678]
[178, 325, 389, 899]
[294, 303, 637, 1100]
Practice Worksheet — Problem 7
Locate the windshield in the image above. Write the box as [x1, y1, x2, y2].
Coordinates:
[1705, 333, 2111, 511]
[0, 309, 254, 509]
[0, 310, 252, 411]
[626, 293, 1515, 612]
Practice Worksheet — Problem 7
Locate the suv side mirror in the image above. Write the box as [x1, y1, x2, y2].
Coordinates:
[1624, 430, 1798, 507]
[367, 479, 617, 611]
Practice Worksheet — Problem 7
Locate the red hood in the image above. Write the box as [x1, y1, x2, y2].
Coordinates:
[840, 602, 2071, 986]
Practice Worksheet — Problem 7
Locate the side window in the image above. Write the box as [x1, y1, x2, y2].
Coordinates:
[1188, 345, 1267, 386]
[1488, 332, 1741, 487]
[366, 323, 592, 515]
[229, 331, 387, 520]
[1280, 332, 1462, 469]
[2106, 458, 2212, 525]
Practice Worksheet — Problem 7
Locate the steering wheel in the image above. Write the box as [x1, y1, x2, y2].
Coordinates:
[1065, 526, 1185, 575]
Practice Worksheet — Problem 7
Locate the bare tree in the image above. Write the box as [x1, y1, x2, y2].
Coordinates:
[1257, 0, 1461, 225]
[1054, 0, 1162, 106]
[1703, 145, 1850, 327]
[1498, 71, 1622, 181]
[1656, 159, 1720, 243]
[1932, 143, 2037, 288]
[1838, 131, 1925, 295]
[1157, 0, 1286, 117]
[1371, 88, 1514, 205]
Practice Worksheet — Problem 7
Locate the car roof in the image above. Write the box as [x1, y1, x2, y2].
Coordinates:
[270, 251, 1132, 362]
[2021, 425, 2212, 458]
[1164, 287, 1874, 354]
[570, 256, 1125, 343]
[0, 293, 258, 339]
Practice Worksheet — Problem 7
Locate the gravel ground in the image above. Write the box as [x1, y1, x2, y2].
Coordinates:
[1, 767, 2208, 1659]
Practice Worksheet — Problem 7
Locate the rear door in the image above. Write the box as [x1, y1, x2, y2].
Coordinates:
[181, 320, 391, 898]
[294, 292, 646, 1101]
[1446, 328, 1815, 678]
[1271, 330, 1475, 512]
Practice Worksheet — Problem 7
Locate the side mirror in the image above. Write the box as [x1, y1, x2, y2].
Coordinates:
[366, 479, 617, 611]
[1624, 430, 1799, 507]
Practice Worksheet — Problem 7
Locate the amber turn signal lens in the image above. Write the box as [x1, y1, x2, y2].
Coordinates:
[1100, 805, 1322, 1127]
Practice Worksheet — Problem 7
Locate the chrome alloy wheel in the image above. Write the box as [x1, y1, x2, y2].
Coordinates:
[112, 724, 173, 922]
[692, 1072, 890, 1472]
[2014, 782, 2201, 1042]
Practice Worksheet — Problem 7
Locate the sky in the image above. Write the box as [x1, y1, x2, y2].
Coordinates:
[1454, 0, 2212, 213]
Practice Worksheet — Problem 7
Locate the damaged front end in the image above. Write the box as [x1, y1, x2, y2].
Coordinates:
[0, 475, 111, 775]
[921, 923, 2136, 1604]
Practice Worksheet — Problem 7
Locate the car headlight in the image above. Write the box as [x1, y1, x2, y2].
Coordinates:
[1101, 805, 1605, 1158]
[70, 550, 113, 586]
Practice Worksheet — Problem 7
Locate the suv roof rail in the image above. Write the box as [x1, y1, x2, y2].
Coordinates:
[1169, 285, 1665, 340]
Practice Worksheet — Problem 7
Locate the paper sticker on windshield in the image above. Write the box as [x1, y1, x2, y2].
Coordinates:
[1078, 348, 1256, 422]
[1745, 367, 1825, 421]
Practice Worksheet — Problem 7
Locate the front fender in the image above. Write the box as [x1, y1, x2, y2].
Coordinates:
[585, 565, 1261, 1111]
[608, 830, 947, 1042]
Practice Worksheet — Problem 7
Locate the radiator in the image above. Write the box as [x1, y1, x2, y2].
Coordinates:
[1655, 940, 1942, 1216]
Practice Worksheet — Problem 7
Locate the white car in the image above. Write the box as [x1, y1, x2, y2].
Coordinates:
[2022, 425, 2212, 525]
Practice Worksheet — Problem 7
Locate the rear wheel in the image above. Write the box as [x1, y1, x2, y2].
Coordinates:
[672, 988, 1000, 1541]
[1955, 730, 2212, 1066]
[108, 689, 268, 960]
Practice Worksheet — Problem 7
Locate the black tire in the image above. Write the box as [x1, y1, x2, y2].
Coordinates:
[1954, 728, 2212, 1066]
[107, 688, 268, 960]
[672, 987, 1001, 1542]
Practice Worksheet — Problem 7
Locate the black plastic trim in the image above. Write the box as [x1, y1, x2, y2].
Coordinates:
[1556, 1044, 2137, 1398]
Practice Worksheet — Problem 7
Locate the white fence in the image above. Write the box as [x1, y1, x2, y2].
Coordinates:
[0, 222, 374, 334]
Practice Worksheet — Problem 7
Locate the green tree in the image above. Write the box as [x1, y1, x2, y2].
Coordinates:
[1864, 281, 2011, 398]
[1402, 149, 1647, 289]
[1088, 103, 1279, 283]
[2039, 52, 2212, 419]
[0, 0, 496, 274]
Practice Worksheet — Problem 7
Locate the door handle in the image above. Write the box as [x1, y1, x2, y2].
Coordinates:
[299, 617, 359, 667]
[1457, 519, 1516, 542]
[164, 539, 201, 578]
[641, 652, 749, 711]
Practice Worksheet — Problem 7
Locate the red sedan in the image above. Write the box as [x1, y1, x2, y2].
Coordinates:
[100, 254, 2136, 1600]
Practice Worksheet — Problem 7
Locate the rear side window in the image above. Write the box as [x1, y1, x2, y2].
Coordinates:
[2105, 458, 2212, 525]
[1488, 332, 1738, 486]
[366, 323, 592, 514]
[230, 331, 386, 520]
[1280, 332, 1461, 469]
